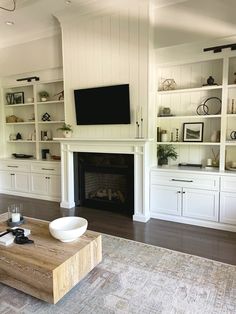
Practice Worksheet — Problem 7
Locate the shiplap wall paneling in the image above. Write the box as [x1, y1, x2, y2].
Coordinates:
[157, 59, 223, 90]
[229, 57, 236, 84]
[60, 0, 149, 139]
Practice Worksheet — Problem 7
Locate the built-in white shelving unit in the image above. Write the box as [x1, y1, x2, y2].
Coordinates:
[156, 55, 236, 172]
[2, 79, 65, 160]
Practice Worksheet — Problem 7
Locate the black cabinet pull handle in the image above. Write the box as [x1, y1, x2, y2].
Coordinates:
[7, 165, 18, 168]
[42, 168, 54, 171]
[171, 179, 193, 183]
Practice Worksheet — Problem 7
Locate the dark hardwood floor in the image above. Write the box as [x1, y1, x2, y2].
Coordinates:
[1, 193, 236, 265]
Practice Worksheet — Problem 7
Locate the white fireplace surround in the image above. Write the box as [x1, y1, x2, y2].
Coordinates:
[56, 138, 152, 222]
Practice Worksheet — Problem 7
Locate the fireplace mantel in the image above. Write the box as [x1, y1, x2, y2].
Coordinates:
[55, 138, 153, 222]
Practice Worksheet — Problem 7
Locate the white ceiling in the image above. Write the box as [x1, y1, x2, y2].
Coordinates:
[154, 0, 236, 48]
[0, 0, 235, 49]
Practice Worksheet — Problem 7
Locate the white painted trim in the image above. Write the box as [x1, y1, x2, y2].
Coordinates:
[133, 214, 150, 222]
[60, 200, 75, 208]
[0, 190, 60, 202]
[59, 139, 152, 222]
[150, 212, 236, 232]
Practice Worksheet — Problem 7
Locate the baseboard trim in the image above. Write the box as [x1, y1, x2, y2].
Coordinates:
[133, 214, 150, 223]
[150, 212, 236, 232]
[0, 191, 60, 202]
[60, 201, 75, 208]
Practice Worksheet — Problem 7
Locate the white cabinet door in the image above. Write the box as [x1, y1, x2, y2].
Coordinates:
[150, 185, 182, 216]
[31, 173, 48, 195]
[14, 172, 30, 192]
[220, 192, 236, 225]
[0, 171, 13, 190]
[182, 188, 219, 222]
[31, 173, 61, 198]
[47, 175, 61, 198]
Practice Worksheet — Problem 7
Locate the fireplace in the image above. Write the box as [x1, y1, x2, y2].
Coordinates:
[74, 153, 134, 215]
[57, 138, 151, 222]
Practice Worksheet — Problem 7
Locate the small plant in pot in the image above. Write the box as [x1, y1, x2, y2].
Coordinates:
[157, 144, 178, 166]
[57, 123, 73, 138]
[39, 91, 49, 102]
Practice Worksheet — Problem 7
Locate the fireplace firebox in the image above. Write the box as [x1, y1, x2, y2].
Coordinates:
[74, 152, 134, 216]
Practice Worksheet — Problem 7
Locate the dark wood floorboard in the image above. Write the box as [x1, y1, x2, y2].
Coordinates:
[1, 193, 236, 265]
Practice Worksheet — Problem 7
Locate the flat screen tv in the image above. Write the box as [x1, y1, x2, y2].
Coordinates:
[74, 84, 130, 125]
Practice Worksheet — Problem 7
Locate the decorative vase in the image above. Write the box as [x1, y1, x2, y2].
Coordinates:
[41, 97, 47, 102]
[207, 76, 215, 85]
[158, 157, 168, 166]
[63, 130, 72, 138]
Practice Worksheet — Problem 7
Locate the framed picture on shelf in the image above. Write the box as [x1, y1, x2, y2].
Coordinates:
[183, 122, 204, 142]
[13, 92, 24, 104]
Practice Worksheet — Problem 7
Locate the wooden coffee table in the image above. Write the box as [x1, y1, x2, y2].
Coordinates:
[0, 213, 102, 304]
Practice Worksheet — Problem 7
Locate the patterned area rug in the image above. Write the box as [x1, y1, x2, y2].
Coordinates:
[0, 234, 236, 313]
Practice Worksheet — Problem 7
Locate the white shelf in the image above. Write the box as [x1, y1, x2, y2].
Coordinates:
[227, 113, 236, 117]
[6, 122, 35, 125]
[37, 100, 64, 105]
[5, 103, 34, 107]
[227, 84, 236, 89]
[38, 121, 65, 124]
[7, 140, 36, 143]
[157, 114, 221, 120]
[156, 142, 221, 146]
[225, 141, 236, 146]
[38, 140, 60, 143]
[157, 85, 222, 95]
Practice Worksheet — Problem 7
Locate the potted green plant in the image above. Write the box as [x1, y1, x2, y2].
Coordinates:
[157, 144, 178, 166]
[57, 123, 73, 138]
[39, 91, 49, 102]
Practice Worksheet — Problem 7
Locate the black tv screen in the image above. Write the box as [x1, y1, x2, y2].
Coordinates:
[74, 84, 130, 125]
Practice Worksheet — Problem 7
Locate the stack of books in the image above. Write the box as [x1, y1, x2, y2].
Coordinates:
[0, 228, 30, 246]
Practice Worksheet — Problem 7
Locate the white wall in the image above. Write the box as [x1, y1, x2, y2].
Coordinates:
[0, 35, 62, 77]
[56, 0, 150, 139]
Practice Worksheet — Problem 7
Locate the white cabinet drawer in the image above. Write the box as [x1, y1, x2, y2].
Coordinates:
[0, 161, 30, 172]
[31, 162, 61, 175]
[151, 171, 219, 190]
[221, 176, 236, 193]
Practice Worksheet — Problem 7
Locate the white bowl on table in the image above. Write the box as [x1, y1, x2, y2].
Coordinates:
[49, 216, 88, 242]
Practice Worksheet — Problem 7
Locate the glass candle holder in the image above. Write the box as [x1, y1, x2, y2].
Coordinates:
[8, 204, 24, 226]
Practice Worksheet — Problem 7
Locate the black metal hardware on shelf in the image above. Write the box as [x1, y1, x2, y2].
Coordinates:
[16, 76, 40, 82]
[203, 43, 236, 53]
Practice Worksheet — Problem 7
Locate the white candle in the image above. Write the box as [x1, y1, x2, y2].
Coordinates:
[12, 212, 20, 223]
[207, 158, 212, 166]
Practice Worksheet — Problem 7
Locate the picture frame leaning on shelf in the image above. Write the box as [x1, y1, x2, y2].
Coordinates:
[183, 122, 204, 142]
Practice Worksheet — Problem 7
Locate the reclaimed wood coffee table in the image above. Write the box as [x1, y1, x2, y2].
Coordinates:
[0, 213, 102, 304]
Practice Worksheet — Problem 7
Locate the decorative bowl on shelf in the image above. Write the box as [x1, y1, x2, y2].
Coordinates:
[51, 155, 61, 161]
[49, 217, 88, 242]
[12, 153, 33, 159]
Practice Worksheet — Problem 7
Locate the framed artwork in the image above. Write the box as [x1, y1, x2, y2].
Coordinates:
[13, 92, 24, 104]
[183, 122, 204, 142]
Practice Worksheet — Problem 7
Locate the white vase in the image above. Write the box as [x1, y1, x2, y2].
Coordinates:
[63, 130, 72, 138]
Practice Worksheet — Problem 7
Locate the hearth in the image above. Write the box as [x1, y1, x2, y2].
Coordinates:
[74, 153, 134, 216]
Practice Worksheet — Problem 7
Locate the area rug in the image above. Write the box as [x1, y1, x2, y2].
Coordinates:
[0, 234, 236, 314]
